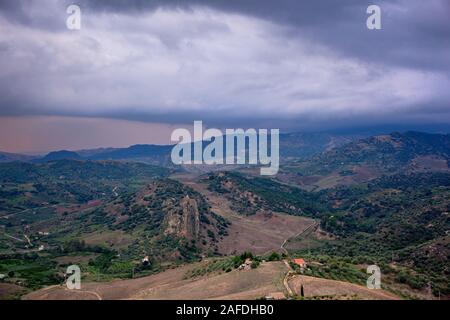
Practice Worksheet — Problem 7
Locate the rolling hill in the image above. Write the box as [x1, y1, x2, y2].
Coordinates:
[0, 131, 449, 299]
[22, 131, 362, 165]
[295, 131, 449, 175]
[279, 131, 450, 190]
[200, 169, 450, 297]
[0, 151, 35, 163]
[24, 260, 399, 300]
[35, 150, 81, 162]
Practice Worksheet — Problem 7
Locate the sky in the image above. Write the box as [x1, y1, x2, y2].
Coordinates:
[0, 0, 449, 152]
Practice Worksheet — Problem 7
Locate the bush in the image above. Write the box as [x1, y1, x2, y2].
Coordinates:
[267, 252, 280, 261]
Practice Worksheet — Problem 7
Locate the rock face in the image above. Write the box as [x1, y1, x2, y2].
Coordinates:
[181, 195, 201, 240]
[100, 178, 230, 262]
[164, 195, 200, 240]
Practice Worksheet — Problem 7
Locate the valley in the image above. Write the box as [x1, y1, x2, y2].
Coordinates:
[0, 131, 448, 300]
[174, 173, 317, 255]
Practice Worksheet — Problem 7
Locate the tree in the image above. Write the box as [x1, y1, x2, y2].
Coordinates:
[268, 252, 280, 261]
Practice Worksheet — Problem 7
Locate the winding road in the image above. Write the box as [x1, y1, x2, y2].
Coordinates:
[279, 221, 319, 297]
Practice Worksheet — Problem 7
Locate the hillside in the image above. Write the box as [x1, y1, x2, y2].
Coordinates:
[206, 171, 327, 217]
[24, 260, 399, 300]
[0, 160, 170, 211]
[297, 131, 449, 174]
[288, 274, 399, 300]
[95, 179, 231, 262]
[22, 260, 289, 300]
[0, 151, 35, 163]
[200, 170, 450, 297]
[87, 144, 173, 165]
[279, 131, 450, 190]
[36, 150, 81, 162]
[0, 131, 449, 300]
[175, 173, 317, 256]
[0, 160, 169, 184]
[316, 172, 450, 292]
[279, 132, 359, 158]
[22, 131, 361, 165]
[0, 170, 236, 293]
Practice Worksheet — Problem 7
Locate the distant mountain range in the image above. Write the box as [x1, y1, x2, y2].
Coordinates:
[33, 145, 173, 164]
[0, 151, 36, 163]
[297, 131, 450, 175]
[36, 150, 82, 162]
[1, 131, 448, 167]
[277, 131, 450, 191]
[87, 144, 173, 163]
[0, 131, 365, 164]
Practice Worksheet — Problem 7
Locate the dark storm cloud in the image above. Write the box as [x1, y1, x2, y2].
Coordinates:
[2, 0, 449, 70]
[0, 0, 68, 30]
[79, 0, 450, 71]
[0, 0, 449, 130]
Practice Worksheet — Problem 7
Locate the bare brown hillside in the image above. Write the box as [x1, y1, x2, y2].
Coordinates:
[288, 275, 400, 300]
[24, 261, 288, 300]
[173, 173, 317, 255]
[24, 261, 400, 300]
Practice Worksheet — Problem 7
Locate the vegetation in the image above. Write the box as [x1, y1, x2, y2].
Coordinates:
[205, 158, 449, 297]
[293, 131, 450, 176]
[207, 172, 327, 217]
[1, 132, 449, 299]
[184, 252, 262, 279]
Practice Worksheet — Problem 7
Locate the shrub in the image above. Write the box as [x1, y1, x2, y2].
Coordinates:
[268, 252, 280, 261]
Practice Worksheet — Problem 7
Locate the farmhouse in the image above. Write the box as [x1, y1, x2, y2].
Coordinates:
[292, 258, 307, 269]
[238, 258, 253, 271]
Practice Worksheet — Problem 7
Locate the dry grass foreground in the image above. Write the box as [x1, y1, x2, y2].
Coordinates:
[24, 261, 400, 300]
[24, 261, 288, 300]
[288, 275, 400, 300]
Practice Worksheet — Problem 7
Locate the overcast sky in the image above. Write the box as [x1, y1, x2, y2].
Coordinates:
[0, 0, 449, 152]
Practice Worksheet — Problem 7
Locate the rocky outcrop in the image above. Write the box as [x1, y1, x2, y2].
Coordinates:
[164, 195, 200, 240]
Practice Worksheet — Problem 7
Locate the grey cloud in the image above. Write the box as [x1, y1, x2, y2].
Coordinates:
[0, 0, 449, 131]
[78, 0, 450, 71]
[2, 0, 449, 70]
